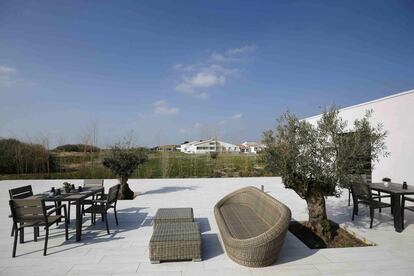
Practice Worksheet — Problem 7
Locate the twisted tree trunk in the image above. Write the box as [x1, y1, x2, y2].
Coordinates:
[305, 191, 332, 242]
[118, 176, 134, 199]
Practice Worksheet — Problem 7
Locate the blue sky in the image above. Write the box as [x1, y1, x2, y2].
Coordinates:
[1, 0, 414, 147]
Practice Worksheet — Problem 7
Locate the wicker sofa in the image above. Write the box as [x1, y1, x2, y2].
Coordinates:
[214, 186, 291, 267]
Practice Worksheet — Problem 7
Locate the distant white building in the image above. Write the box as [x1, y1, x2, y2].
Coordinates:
[239, 141, 265, 154]
[178, 138, 240, 154]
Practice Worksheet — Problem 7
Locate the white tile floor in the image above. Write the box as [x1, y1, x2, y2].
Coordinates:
[1, 177, 414, 275]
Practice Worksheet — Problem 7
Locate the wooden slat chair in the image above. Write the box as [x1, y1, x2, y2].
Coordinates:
[9, 199, 68, 257]
[68, 179, 104, 221]
[351, 181, 392, 228]
[9, 185, 55, 240]
[401, 196, 414, 229]
[83, 184, 120, 235]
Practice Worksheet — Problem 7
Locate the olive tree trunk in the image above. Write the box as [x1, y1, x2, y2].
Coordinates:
[305, 191, 332, 242]
[118, 176, 134, 200]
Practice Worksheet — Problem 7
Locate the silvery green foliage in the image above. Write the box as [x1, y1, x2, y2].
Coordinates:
[261, 106, 389, 199]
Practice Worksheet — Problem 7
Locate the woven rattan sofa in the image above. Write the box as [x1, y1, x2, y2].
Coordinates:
[214, 186, 291, 267]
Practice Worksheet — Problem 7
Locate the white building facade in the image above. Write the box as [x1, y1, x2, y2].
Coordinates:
[303, 89, 414, 184]
[239, 142, 265, 154]
[178, 139, 240, 154]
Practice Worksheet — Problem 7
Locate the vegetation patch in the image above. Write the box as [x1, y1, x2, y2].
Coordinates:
[289, 220, 372, 249]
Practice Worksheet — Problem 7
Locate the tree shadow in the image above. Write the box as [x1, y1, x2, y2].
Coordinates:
[140, 186, 198, 196]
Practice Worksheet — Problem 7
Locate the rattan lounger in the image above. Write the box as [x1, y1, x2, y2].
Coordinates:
[214, 186, 291, 267]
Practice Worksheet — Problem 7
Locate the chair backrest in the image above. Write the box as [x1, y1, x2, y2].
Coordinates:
[9, 185, 33, 200]
[106, 184, 120, 206]
[9, 199, 46, 223]
[350, 175, 372, 201]
[84, 179, 104, 187]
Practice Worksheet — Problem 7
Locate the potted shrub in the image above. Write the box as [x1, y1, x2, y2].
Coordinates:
[382, 177, 391, 187]
[62, 182, 72, 193]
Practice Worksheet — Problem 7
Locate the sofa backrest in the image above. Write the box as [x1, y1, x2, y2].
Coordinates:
[221, 187, 283, 228]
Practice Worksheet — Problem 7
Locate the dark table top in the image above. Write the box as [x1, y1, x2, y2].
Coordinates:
[30, 186, 104, 202]
[370, 182, 414, 195]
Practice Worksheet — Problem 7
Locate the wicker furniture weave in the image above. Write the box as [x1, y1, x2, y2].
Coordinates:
[153, 208, 194, 228]
[214, 186, 291, 267]
[149, 222, 202, 263]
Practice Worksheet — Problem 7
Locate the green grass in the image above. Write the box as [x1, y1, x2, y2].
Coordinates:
[0, 151, 272, 180]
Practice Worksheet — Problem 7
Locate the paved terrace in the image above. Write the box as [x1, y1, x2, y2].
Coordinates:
[1, 177, 414, 276]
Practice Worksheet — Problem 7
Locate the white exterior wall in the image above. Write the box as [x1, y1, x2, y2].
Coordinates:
[179, 139, 240, 154]
[304, 89, 414, 184]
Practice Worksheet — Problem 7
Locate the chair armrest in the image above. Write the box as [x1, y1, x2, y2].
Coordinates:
[404, 196, 414, 202]
[47, 204, 66, 216]
[372, 195, 391, 199]
[86, 199, 106, 204]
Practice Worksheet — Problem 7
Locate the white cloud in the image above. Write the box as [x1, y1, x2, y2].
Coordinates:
[194, 122, 201, 128]
[226, 45, 257, 56]
[179, 128, 187, 134]
[153, 100, 179, 115]
[0, 65, 16, 80]
[219, 120, 226, 125]
[232, 113, 242, 119]
[174, 45, 255, 99]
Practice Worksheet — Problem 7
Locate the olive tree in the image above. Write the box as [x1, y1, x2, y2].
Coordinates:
[261, 106, 388, 241]
[103, 143, 148, 199]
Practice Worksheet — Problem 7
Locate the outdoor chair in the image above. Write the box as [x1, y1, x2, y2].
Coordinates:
[83, 184, 120, 234]
[68, 179, 104, 221]
[9, 198, 68, 257]
[351, 182, 392, 228]
[401, 196, 414, 229]
[9, 185, 56, 240]
[347, 174, 384, 208]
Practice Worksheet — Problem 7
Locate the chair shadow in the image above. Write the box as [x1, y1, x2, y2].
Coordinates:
[195, 217, 211, 233]
[14, 207, 149, 257]
[202, 233, 224, 260]
[140, 186, 198, 196]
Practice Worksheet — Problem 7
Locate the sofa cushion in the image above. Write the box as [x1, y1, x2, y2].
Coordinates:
[220, 203, 270, 239]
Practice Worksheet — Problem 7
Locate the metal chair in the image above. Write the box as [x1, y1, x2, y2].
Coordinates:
[9, 198, 68, 257]
[401, 196, 414, 229]
[9, 185, 55, 239]
[68, 179, 104, 221]
[83, 184, 120, 234]
[351, 181, 392, 228]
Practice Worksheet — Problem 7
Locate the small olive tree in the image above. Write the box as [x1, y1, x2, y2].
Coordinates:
[261, 106, 388, 241]
[103, 143, 148, 199]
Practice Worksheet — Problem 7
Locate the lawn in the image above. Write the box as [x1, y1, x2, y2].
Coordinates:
[0, 151, 269, 180]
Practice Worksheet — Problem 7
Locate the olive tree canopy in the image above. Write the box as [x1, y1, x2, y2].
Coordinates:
[103, 143, 148, 199]
[261, 106, 388, 240]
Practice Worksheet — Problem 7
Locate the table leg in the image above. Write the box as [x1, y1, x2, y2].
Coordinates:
[56, 201, 62, 223]
[391, 194, 403, 232]
[76, 202, 82, 241]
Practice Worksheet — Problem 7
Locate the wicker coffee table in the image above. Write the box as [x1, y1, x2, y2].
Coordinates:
[153, 208, 194, 228]
[149, 222, 202, 263]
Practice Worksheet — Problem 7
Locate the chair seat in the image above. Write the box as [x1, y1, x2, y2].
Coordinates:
[20, 215, 64, 227]
[220, 203, 270, 239]
[83, 204, 107, 214]
[359, 199, 391, 209]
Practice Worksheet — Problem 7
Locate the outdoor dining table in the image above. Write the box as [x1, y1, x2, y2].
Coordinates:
[29, 186, 104, 241]
[370, 182, 414, 233]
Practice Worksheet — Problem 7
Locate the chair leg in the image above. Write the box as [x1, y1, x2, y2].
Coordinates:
[348, 189, 351, 206]
[34, 227, 38, 242]
[370, 207, 374, 229]
[114, 207, 119, 226]
[65, 218, 69, 240]
[43, 227, 49, 256]
[402, 198, 405, 229]
[11, 223, 15, 237]
[104, 213, 110, 235]
[378, 192, 382, 213]
[12, 227, 18, 258]
[19, 227, 24, 244]
[67, 204, 71, 224]
[352, 204, 356, 221]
